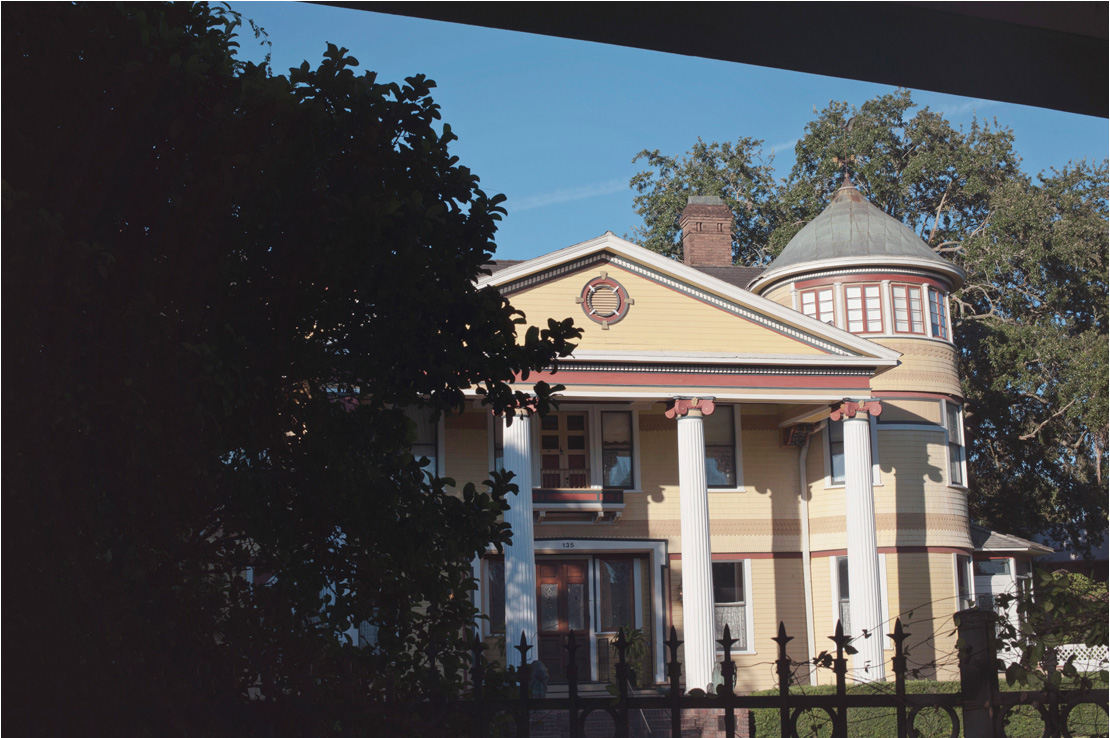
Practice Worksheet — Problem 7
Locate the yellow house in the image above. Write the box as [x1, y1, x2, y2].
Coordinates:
[434, 180, 1046, 692]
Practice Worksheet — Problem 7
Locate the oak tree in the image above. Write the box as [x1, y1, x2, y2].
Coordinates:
[629, 89, 1108, 556]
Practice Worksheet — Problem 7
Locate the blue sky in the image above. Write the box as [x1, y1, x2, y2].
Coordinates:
[228, 3, 1108, 262]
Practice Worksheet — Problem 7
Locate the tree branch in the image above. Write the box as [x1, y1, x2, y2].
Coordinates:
[1018, 398, 1077, 441]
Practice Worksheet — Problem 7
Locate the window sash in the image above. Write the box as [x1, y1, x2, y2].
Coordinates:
[801, 288, 835, 325]
[487, 558, 505, 634]
[946, 403, 964, 485]
[891, 284, 925, 334]
[705, 406, 736, 488]
[828, 419, 845, 484]
[712, 561, 747, 649]
[601, 411, 634, 489]
[598, 558, 635, 632]
[845, 284, 883, 333]
[929, 288, 949, 339]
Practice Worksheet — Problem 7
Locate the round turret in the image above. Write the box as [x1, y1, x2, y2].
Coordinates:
[750, 177, 966, 397]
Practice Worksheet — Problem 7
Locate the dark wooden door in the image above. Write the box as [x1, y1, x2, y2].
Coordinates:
[536, 560, 591, 681]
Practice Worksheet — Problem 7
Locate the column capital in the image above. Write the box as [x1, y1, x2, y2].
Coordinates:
[665, 397, 716, 419]
[829, 399, 881, 422]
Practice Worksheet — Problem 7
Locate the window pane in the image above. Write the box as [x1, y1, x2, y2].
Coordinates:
[715, 603, 746, 648]
[600, 559, 634, 631]
[975, 559, 1010, 576]
[488, 559, 505, 633]
[712, 562, 742, 603]
[705, 407, 736, 487]
[828, 420, 845, 484]
[602, 412, 633, 488]
[703, 406, 734, 445]
[540, 583, 559, 630]
[837, 557, 850, 600]
[929, 288, 949, 339]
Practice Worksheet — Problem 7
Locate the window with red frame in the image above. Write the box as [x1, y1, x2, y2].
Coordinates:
[891, 284, 925, 334]
[800, 287, 835, 325]
[928, 288, 949, 339]
[845, 284, 883, 333]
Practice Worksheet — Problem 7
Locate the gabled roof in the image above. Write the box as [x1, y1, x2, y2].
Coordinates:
[751, 178, 966, 292]
[971, 524, 1055, 556]
[478, 232, 902, 367]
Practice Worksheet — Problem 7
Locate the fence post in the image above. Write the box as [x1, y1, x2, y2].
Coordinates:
[957, 609, 1000, 738]
[665, 627, 683, 738]
[772, 622, 794, 738]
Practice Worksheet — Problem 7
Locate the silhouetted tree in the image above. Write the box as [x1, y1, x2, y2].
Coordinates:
[5, 4, 578, 735]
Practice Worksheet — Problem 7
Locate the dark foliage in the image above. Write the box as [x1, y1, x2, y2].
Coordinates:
[4, 3, 578, 735]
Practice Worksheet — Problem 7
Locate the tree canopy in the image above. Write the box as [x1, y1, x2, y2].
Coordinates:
[630, 89, 1108, 555]
[5, 3, 578, 735]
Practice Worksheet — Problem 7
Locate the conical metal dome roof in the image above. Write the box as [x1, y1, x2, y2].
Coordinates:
[754, 177, 965, 290]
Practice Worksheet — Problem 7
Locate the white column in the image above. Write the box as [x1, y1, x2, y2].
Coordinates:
[842, 407, 886, 682]
[673, 399, 715, 692]
[502, 411, 537, 668]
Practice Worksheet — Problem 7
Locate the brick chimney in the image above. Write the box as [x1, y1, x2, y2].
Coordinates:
[679, 196, 733, 267]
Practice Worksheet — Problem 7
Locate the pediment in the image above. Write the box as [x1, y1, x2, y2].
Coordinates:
[479, 234, 901, 368]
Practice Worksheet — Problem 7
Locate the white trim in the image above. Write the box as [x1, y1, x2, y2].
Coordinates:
[879, 553, 891, 651]
[633, 558, 645, 629]
[880, 279, 894, 336]
[477, 233, 904, 362]
[834, 281, 846, 332]
[954, 553, 975, 611]
[749, 254, 967, 293]
[562, 349, 897, 368]
[942, 399, 968, 488]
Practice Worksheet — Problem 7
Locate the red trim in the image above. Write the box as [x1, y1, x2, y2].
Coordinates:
[668, 552, 803, 561]
[872, 391, 960, 401]
[811, 546, 971, 558]
[890, 283, 927, 335]
[795, 273, 947, 290]
[522, 369, 870, 390]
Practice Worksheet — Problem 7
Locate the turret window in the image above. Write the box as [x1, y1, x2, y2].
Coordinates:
[891, 284, 925, 334]
[929, 288, 949, 339]
[845, 284, 883, 333]
[800, 288, 835, 325]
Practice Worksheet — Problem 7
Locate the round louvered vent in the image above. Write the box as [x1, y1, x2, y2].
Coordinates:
[578, 274, 632, 328]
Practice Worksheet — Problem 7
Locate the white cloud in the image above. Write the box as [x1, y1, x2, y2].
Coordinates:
[770, 138, 798, 154]
[511, 178, 627, 212]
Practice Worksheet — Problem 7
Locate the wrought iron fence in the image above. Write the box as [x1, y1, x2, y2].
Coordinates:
[444, 609, 1108, 738]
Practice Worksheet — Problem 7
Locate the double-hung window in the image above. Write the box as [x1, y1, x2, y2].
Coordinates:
[485, 558, 506, 635]
[944, 402, 965, 486]
[825, 418, 880, 487]
[956, 554, 974, 610]
[800, 288, 835, 325]
[891, 284, 925, 334]
[404, 407, 442, 477]
[928, 288, 949, 339]
[492, 408, 638, 490]
[712, 561, 749, 650]
[832, 555, 890, 646]
[705, 405, 740, 488]
[845, 284, 884, 333]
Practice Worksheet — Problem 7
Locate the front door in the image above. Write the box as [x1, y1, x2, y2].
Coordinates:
[536, 560, 591, 681]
